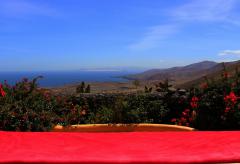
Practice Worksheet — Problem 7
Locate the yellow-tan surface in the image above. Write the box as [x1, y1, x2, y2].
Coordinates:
[52, 124, 195, 132]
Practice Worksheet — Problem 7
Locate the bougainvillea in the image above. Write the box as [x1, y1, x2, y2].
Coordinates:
[1, 63, 240, 131]
[190, 96, 199, 109]
[0, 84, 6, 97]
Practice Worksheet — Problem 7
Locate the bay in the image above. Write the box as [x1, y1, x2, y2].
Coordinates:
[0, 70, 137, 87]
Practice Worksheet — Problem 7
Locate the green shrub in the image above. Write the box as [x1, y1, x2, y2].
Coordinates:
[76, 82, 91, 93]
[190, 64, 240, 130]
[0, 77, 58, 131]
[2, 63, 240, 131]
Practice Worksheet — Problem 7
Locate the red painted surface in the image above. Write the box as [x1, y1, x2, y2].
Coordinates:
[1, 131, 240, 163]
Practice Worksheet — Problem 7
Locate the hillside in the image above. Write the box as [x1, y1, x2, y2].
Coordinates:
[124, 61, 218, 85]
[49, 60, 240, 94]
[178, 60, 240, 88]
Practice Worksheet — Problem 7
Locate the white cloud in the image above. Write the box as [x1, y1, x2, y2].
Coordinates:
[219, 50, 240, 56]
[129, 24, 179, 50]
[215, 59, 238, 63]
[129, 0, 239, 51]
[170, 0, 237, 22]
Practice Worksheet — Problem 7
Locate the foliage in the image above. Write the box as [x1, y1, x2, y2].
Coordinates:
[54, 94, 172, 125]
[0, 77, 58, 131]
[76, 81, 85, 93]
[191, 63, 240, 130]
[85, 85, 91, 93]
[144, 86, 152, 93]
[155, 79, 173, 92]
[123, 94, 168, 123]
[76, 82, 91, 93]
[2, 63, 240, 131]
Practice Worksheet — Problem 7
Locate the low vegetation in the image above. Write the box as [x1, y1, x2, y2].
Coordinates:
[1, 63, 240, 131]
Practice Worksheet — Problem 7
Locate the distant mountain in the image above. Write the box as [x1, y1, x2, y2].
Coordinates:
[178, 60, 240, 88]
[123, 61, 219, 86]
[79, 66, 148, 73]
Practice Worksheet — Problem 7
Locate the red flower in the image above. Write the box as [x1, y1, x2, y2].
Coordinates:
[191, 96, 199, 102]
[225, 107, 231, 113]
[190, 96, 199, 108]
[190, 102, 197, 108]
[224, 91, 238, 104]
[182, 111, 187, 116]
[0, 84, 6, 97]
[230, 92, 237, 103]
[180, 117, 186, 122]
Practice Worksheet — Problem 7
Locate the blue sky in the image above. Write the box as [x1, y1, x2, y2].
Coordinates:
[1, 0, 240, 71]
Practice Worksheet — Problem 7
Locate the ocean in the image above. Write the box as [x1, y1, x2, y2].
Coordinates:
[0, 70, 137, 88]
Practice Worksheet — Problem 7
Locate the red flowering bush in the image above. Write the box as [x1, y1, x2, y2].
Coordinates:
[55, 97, 89, 126]
[190, 96, 199, 109]
[191, 64, 240, 130]
[0, 84, 6, 97]
[224, 91, 238, 111]
[2, 62, 240, 131]
[168, 63, 240, 130]
[171, 108, 194, 127]
[0, 77, 61, 131]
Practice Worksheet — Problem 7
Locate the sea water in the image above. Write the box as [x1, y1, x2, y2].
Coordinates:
[0, 70, 138, 87]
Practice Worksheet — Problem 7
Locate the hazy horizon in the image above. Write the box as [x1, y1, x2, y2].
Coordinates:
[1, 0, 240, 71]
[0, 59, 236, 72]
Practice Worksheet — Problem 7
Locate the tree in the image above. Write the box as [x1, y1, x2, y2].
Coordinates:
[85, 85, 91, 93]
[76, 82, 91, 93]
[145, 86, 152, 93]
[155, 79, 173, 92]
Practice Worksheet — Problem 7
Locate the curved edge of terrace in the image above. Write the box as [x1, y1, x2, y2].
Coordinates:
[52, 124, 195, 132]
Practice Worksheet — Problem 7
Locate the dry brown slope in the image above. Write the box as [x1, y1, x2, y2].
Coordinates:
[124, 61, 218, 84]
[178, 60, 240, 89]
